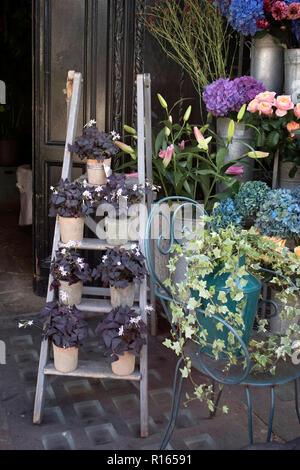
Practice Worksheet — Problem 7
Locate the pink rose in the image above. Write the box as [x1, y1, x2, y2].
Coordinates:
[294, 103, 300, 118]
[258, 101, 274, 116]
[255, 91, 276, 104]
[275, 95, 294, 113]
[225, 166, 244, 176]
[247, 99, 260, 113]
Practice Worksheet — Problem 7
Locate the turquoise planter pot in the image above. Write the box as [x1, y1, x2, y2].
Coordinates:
[193, 258, 261, 357]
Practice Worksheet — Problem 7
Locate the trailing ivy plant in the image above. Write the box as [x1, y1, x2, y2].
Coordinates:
[162, 222, 300, 413]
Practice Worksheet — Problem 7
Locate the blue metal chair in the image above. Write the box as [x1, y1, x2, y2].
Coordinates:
[145, 196, 300, 450]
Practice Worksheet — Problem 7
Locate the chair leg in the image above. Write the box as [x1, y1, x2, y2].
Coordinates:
[159, 357, 184, 450]
[245, 386, 253, 445]
[267, 386, 275, 443]
[294, 379, 300, 423]
[209, 380, 224, 418]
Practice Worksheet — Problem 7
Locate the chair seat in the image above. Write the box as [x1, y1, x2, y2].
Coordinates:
[184, 340, 300, 387]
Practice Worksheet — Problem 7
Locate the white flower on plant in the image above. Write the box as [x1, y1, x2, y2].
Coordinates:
[59, 266, 68, 277]
[111, 130, 120, 141]
[84, 119, 96, 128]
[133, 185, 138, 192]
[145, 305, 154, 312]
[28, 320, 33, 326]
[117, 262, 121, 266]
[102, 255, 108, 263]
[18, 322, 24, 329]
[83, 190, 92, 199]
[95, 186, 103, 192]
[50, 186, 55, 191]
[116, 189, 123, 197]
[135, 250, 141, 257]
[83, 179, 88, 188]
[61, 248, 66, 255]
[131, 244, 137, 250]
[118, 325, 124, 336]
[77, 257, 84, 263]
[130, 315, 142, 324]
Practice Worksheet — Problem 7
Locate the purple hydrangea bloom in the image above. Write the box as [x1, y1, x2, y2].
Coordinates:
[228, 0, 264, 36]
[203, 76, 265, 117]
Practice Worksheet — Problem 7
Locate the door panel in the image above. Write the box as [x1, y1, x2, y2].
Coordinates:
[33, 0, 140, 295]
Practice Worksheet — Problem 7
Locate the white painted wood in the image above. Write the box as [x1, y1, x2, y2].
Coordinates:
[34, 72, 150, 438]
[59, 238, 137, 251]
[44, 358, 141, 381]
[78, 297, 140, 314]
[137, 74, 149, 438]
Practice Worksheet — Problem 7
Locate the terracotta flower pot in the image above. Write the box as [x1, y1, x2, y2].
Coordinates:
[59, 280, 83, 305]
[86, 158, 111, 185]
[59, 216, 85, 244]
[110, 283, 135, 308]
[111, 351, 135, 376]
[52, 343, 78, 373]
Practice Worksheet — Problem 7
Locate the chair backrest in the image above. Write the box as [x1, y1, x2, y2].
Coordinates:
[145, 196, 207, 298]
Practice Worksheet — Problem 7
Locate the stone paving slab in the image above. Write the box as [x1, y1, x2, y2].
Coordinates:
[0, 317, 299, 450]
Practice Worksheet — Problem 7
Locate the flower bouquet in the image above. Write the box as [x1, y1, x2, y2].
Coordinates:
[244, 91, 300, 177]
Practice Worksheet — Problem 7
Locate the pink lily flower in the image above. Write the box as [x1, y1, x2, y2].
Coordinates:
[125, 173, 139, 178]
[193, 127, 212, 151]
[179, 140, 185, 151]
[225, 166, 244, 176]
[159, 145, 174, 168]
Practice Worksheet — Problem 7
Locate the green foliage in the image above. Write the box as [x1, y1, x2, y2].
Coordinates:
[163, 224, 300, 413]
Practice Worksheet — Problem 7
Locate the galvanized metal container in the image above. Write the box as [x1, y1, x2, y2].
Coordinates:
[284, 48, 300, 102]
[279, 161, 300, 190]
[250, 34, 283, 94]
[217, 118, 254, 190]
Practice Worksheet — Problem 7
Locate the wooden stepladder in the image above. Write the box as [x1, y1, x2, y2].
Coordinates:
[33, 71, 152, 438]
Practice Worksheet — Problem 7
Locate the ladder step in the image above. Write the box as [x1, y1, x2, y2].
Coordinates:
[77, 297, 140, 314]
[44, 358, 141, 381]
[82, 285, 140, 299]
[59, 238, 138, 251]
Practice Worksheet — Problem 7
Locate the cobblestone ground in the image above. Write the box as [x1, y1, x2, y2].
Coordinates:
[1, 314, 300, 451]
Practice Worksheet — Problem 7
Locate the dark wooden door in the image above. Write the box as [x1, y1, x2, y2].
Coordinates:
[33, 0, 145, 295]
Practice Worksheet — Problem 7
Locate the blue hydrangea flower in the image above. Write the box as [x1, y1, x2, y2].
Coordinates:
[255, 189, 300, 241]
[228, 0, 264, 36]
[211, 198, 243, 231]
[235, 181, 270, 224]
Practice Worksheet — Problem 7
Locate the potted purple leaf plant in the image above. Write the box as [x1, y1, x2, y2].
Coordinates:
[49, 178, 97, 244]
[92, 245, 147, 308]
[95, 305, 147, 376]
[19, 301, 88, 373]
[68, 120, 120, 185]
[50, 248, 92, 305]
[99, 173, 158, 245]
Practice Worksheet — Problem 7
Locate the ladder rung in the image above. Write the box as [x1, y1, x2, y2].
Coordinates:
[77, 297, 140, 314]
[59, 238, 138, 251]
[44, 358, 141, 381]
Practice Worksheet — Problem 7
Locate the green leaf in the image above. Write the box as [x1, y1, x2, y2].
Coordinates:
[265, 131, 280, 148]
[216, 147, 228, 169]
[154, 127, 166, 155]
